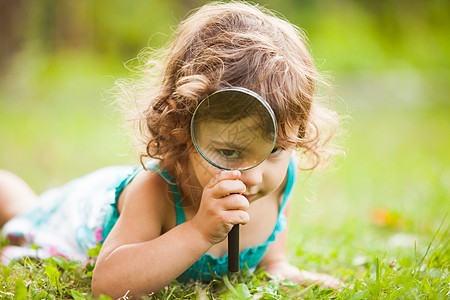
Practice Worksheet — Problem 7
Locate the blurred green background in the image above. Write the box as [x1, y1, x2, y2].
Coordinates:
[1, 0, 449, 267]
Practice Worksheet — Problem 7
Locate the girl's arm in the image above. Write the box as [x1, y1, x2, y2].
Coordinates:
[259, 200, 343, 289]
[258, 198, 294, 273]
[92, 169, 249, 298]
[93, 219, 212, 298]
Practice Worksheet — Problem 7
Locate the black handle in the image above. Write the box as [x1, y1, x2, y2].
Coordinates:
[228, 224, 239, 272]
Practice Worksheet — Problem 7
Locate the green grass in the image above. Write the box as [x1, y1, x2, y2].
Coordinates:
[0, 53, 449, 299]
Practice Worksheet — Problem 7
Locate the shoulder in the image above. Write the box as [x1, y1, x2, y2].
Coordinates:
[117, 169, 169, 210]
[98, 168, 177, 258]
[115, 168, 177, 237]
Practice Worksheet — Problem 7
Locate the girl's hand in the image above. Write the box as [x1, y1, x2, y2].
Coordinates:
[191, 170, 249, 245]
[264, 260, 343, 290]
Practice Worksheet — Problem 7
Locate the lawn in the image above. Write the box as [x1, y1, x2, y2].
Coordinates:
[0, 53, 448, 299]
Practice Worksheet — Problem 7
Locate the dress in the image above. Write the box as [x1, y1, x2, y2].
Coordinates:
[1, 158, 297, 281]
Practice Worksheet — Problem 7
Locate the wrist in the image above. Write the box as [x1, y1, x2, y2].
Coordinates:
[184, 220, 215, 250]
[260, 254, 288, 268]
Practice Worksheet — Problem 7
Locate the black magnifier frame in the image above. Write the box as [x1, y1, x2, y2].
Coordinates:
[190, 86, 277, 273]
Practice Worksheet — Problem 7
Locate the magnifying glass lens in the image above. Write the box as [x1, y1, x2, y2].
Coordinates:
[191, 88, 276, 171]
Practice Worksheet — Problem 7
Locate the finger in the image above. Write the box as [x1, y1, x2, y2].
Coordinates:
[206, 170, 241, 189]
[210, 179, 246, 198]
[225, 210, 250, 226]
[221, 194, 249, 211]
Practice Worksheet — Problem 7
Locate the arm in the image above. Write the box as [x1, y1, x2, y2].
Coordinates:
[92, 170, 249, 298]
[259, 199, 343, 289]
[93, 220, 212, 298]
[258, 199, 298, 277]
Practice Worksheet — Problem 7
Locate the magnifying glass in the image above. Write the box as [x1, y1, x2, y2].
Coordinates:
[190, 87, 277, 272]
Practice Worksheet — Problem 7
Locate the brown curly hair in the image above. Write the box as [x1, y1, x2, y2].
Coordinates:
[116, 1, 340, 180]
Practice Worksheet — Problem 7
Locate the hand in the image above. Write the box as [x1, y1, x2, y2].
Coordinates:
[191, 170, 249, 245]
[264, 260, 343, 290]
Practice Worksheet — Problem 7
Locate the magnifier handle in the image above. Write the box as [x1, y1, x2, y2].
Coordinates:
[228, 224, 239, 272]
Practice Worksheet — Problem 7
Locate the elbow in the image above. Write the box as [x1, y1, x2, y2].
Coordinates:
[91, 265, 161, 299]
[91, 265, 128, 299]
[91, 267, 110, 299]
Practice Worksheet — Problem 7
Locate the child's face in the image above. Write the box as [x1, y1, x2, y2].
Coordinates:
[188, 144, 293, 202]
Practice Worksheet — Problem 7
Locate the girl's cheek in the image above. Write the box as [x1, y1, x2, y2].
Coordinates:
[190, 154, 221, 187]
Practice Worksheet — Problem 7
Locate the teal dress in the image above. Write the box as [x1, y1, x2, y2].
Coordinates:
[2, 158, 297, 282]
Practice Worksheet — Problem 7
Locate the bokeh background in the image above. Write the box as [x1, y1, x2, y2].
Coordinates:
[1, 0, 449, 275]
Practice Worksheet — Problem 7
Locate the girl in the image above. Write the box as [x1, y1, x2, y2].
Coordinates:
[0, 2, 342, 298]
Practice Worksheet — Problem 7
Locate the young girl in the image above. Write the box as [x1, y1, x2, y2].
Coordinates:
[0, 2, 341, 298]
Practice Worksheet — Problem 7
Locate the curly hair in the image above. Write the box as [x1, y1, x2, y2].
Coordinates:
[116, 1, 340, 179]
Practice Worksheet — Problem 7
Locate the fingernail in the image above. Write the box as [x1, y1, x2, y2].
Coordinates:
[232, 170, 240, 176]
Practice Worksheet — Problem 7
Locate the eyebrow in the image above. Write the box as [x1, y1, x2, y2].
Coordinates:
[209, 139, 248, 151]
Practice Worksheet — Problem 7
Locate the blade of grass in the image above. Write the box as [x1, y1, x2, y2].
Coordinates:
[414, 214, 447, 278]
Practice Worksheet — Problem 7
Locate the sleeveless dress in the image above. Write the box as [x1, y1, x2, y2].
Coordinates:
[1, 158, 297, 282]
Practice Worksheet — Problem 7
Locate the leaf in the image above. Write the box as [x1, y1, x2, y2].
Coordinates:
[280, 278, 297, 288]
[235, 283, 251, 299]
[222, 275, 252, 300]
[13, 279, 27, 300]
[254, 285, 275, 294]
[33, 292, 50, 300]
[48, 256, 79, 271]
[70, 289, 86, 300]
[88, 243, 102, 258]
[44, 264, 62, 295]
[347, 291, 369, 300]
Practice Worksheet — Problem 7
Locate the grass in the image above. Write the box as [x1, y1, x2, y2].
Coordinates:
[0, 52, 449, 299]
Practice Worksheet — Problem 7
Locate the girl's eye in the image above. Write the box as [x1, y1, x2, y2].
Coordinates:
[219, 149, 240, 158]
[270, 147, 283, 155]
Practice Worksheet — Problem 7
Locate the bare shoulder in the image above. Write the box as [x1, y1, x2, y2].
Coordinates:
[100, 169, 176, 255]
[117, 169, 171, 215]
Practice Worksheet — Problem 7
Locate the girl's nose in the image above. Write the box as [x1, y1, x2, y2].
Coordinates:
[240, 164, 263, 187]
